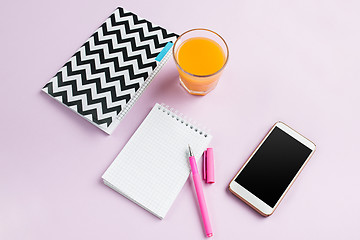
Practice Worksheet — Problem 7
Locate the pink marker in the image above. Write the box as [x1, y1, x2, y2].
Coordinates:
[188, 145, 213, 237]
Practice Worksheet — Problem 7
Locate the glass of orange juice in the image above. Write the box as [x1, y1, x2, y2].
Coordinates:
[173, 29, 229, 95]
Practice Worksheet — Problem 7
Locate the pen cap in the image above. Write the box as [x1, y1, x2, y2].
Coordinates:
[203, 151, 207, 180]
[206, 148, 215, 184]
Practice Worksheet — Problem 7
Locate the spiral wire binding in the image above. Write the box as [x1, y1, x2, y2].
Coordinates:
[116, 48, 173, 122]
[158, 103, 210, 138]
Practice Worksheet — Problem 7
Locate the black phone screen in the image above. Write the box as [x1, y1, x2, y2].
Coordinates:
[235, 126, 312, 207]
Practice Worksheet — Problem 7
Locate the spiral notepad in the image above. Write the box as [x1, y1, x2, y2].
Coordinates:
[102, 103, 212, 219]
[42, 7, 178, 134]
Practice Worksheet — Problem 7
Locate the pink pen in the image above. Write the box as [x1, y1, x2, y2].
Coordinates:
[188, 145, 213, 237]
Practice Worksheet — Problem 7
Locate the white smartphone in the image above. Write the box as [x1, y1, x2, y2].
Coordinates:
[229, 122, 316, 216]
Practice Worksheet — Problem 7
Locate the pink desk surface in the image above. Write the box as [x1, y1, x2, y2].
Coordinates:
[1, 1, 359, 239]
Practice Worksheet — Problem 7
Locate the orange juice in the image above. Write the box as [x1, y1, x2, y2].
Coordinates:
[175, 36, 227, 95]
[177, 37, 226, 76]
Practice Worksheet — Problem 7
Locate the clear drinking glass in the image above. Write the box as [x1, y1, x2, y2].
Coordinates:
[173, 29, 229, 95]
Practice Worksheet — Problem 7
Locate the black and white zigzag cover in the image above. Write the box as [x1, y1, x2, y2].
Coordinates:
[42, 7, 178, 134]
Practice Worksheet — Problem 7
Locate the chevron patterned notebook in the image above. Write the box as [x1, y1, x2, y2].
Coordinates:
[102, 103, 212, 219]
[42, 7, 178, 134]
